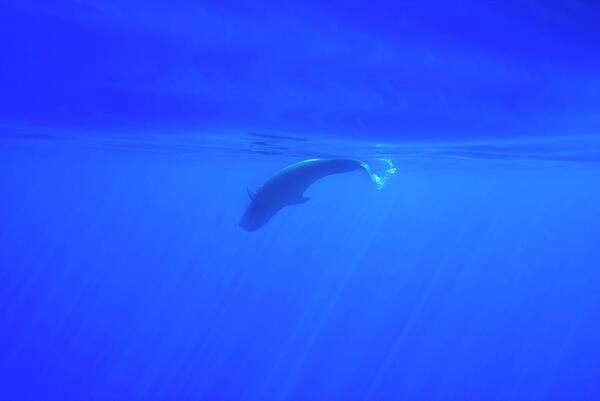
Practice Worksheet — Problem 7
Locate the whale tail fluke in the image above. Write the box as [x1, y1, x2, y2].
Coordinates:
[359, 158, 397, 190]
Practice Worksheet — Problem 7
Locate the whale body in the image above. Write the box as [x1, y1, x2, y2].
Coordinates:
[240, 158, 374, 232]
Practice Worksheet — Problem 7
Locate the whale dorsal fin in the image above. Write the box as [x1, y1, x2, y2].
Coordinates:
[247, 187, 255, 201]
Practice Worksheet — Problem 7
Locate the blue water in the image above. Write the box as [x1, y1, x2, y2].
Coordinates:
[1, 132, 599, 400]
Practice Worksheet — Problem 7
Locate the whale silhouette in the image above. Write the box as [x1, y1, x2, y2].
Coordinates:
[240, 158, 375, 232]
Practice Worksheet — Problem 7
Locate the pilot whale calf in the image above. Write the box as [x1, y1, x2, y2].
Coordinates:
[239, 158, 376, 232]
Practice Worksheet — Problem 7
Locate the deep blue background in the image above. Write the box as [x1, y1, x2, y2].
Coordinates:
[2, 0, 600, 139]
[1, 141, 600, 400]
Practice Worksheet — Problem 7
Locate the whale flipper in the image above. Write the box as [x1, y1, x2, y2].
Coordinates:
[288, 196, 310, 206]
[247, 187, 255, 201]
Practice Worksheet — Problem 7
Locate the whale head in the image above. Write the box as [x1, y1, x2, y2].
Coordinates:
[239, 199, 279, 232]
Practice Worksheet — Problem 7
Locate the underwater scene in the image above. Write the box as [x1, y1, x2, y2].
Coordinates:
[1, 132, 600, 400]
[2, 1, 600, 400]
